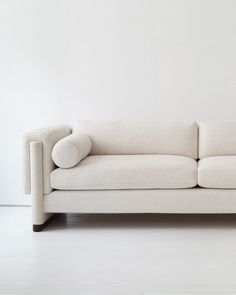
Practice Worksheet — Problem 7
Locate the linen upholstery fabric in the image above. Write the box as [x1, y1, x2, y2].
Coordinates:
[199, 121, 236, 158]
[23, 121, 236, 229]
[23, 125, 71, 194]
[52, 132, 91, 168]
[75, 121, 198, 159]
[44, 189, 236, 214]
[50, 155, 198, 190]
[198, 156, 236, 188]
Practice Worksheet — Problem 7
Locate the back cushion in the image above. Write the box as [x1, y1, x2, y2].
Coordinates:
[199, 121, 236, 158]
[75, 121, 198, 159]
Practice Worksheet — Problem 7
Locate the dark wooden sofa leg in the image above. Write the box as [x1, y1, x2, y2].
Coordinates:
[33, 214, 59, 232]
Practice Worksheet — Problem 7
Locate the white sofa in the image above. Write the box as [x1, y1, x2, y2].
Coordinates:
[23, 121, 236, 231]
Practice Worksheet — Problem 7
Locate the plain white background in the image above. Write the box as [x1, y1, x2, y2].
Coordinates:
[1, 0, 236, 205]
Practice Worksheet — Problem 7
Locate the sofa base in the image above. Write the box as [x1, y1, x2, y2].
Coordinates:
[43, 188, 236, 214]
[33, 188, 236, 231]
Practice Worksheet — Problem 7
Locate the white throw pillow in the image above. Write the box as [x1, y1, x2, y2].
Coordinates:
[52, 132, 91, 168]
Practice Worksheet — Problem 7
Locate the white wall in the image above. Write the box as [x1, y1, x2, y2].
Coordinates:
[1, 0, 236, 205]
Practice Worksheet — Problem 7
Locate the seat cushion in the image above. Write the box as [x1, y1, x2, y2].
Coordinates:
[51, 155, 197, 190]
[198, 156, 236, 188]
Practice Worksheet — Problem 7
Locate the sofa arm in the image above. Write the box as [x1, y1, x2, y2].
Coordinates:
[23, 125, 71, 195]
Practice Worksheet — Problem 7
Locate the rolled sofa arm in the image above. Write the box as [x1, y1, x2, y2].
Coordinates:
[23, 125, 71, 195]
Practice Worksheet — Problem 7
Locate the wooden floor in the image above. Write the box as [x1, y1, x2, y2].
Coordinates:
[1, 207, 236, 295]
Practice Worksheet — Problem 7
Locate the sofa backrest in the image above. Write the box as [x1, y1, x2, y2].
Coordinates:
[76, 121, 198, 159]
[199, 121, 236, 158]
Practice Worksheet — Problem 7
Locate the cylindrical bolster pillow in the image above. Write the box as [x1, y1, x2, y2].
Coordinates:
[52, 132, 92, 168]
